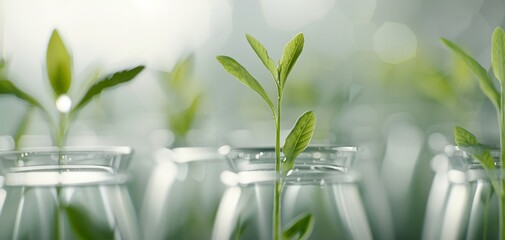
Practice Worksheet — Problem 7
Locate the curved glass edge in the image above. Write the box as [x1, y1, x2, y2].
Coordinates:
[169, 147, 226, 163]
[222, 146, 359, 185]
[444, 145, 502, 182]
[0, 146, 133, 187]
[0, 146, 133, 156]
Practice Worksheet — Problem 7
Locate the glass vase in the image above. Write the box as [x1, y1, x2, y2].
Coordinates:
[423, 145, 501, 240]
[0, 146, 140, 240]
[141, 147, 229, 240]
[212, 146, 375, 240]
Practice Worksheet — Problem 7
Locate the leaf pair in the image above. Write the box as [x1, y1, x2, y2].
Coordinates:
[216, 33, 304, 115]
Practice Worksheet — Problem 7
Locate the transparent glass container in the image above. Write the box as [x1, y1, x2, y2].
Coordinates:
[0, 147, 140, 240]
[423, 145, 501, 240]
[141, 147, 229, 240]
[212, 146, 375, 240]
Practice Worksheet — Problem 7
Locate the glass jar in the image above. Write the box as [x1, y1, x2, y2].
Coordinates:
[423, 145, 501, 240]
[212, 146, 375, 240]
[0, 147, 140, 239]
[141, 147, 229, 240]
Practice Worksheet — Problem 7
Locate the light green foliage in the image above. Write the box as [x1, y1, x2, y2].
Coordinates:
[46, 30, 72, 97]
[0, 29, 145, 147]
[217, 33, 315, 240]
[444, 28, 505, 236]
[246, 34, 277, 81]
[158, 55, 203, 146]
[453, 126, 478, 146]
[216, 56, 275, 114]
[441, 38, 500, 110]
[492, 28, 505, 84]
[454, 126, 499, 193]
[0, 80, 42, 107]
[282, 111, 316, 176]
[71, 66, 145, 116]
[282, 214, 314, 240]
[64, 205, 114, 239]
[278, 33, 304, 89]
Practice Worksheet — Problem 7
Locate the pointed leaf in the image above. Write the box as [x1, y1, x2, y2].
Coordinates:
[246, 34, 277, 82]
[169, 55, 193, 90]
[453, 126, 478, 146]
[282, 213, 314, 240]
[0, 80, 42, 107]
[71, 65, 145, 115]
[282, 111, 316, 175]
[454, 127, 498, 188]
[46, 29, 72, 97]
[216, 56, 275, 113]
[492, 27, 505, 84]
[441, 38, 500, 109]
[13, 106, 34, 149]
[64, 205, 114, 240]
[278, 33, 304, 90]
[170, 92, 202, 138]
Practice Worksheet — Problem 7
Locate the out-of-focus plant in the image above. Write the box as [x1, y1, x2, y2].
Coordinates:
[217, 33, 316, 240]
[0, 29, 144, 239]
[0, 29, 144, 148]
[443, 27, 505, 240]
[158, 55, 203, 147]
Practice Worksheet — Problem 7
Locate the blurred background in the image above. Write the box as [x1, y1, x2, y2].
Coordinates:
[1, 0, 504, 238]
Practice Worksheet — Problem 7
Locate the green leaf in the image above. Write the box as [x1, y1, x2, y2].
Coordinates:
[46, 29, 72, 97]
[441, 38, 500, 109]
[278, 33, 304, 90]
[64, 205, 114, 240]
[453, 126, 478, 146]
[169, 92, 202, 139]
[13, 106, 34, 149]
[168, 55, 193, 90]
[246, 34, 278, 82]
[453, 126, 498, 190]
[216, 55, 275, 113]
[0, 80, 42, 107]
[282, 213, 314, 240]
[71, 65, 145, 115]
[492, 27, 505, 84]
[282, 111, 316, 175]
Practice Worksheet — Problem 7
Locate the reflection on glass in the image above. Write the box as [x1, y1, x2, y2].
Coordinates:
[0, 147, 139, 239]
[213, 146, 378, 239]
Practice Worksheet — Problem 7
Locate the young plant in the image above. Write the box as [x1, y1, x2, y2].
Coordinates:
[158, 55, 203, 147]
[442, 27, 505, 239]
[0, 29, 145, 147]
[0, 29, 144, 238]
[217, 33, 316, 240]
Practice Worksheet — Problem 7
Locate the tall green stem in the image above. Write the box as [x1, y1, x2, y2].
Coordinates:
[273, 92, 282, 240]
[500, 83, 505, 240]
[56, 113, 68, 148]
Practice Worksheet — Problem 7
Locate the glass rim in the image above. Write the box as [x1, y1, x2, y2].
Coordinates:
[223, 145, 358, 155]
[0, 146, 133, 156]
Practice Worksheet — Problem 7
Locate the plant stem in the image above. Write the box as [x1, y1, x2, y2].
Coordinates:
[273, 92, 282, 240]
[500, 83, 505, 240]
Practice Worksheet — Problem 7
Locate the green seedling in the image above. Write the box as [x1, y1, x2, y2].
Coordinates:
[0, 29, 144, 239]
[443, 27, 505, 239]
[158, 55, 203, 147]
[217, 33, 316, 240]
[0, 29, 145, 148]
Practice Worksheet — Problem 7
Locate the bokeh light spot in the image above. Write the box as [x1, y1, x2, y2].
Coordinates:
[373, 22, 417, 64]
